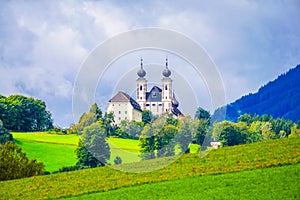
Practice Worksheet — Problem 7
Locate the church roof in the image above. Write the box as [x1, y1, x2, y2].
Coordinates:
[146, 86, 162, 102]
[172, 106, 183, 117]
[109, 91, 142, 111]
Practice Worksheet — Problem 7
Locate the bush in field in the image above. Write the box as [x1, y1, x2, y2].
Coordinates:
[114, 156, 122, 165]
[0, 142, 44, 181]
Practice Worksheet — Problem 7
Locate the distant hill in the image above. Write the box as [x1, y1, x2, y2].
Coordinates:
[214, 64, 300, 122]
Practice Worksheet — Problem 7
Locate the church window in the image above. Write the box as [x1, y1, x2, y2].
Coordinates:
[125, 111, 127, 114]
[165, 85, 168, 90]
[165, 96, 168, 99]
[125, 117, 127, 120]
[140, 85, 142, 90]
[140, 97, 142, 99]
[158, 104, 162, 106]
[119, 111, 121, 114]
[152, 104, 156, 106]
[152, 92, 156, 98]
[119, 117, 121, 120]
[146, 103, 150, 106]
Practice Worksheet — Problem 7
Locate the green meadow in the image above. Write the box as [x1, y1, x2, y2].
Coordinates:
[67, 163, 300, 200]
[0, 136, 299, 199]
[12, 132, 142, 172]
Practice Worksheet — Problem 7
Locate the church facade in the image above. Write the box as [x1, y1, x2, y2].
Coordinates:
[107, 58, 182, 124]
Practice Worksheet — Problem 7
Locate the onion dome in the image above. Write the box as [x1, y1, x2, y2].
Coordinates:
[163, 57, 171, 77]
[137, 58, 146, 78]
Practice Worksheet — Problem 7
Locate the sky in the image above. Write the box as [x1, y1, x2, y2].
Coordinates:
[0, 0, 299, 127]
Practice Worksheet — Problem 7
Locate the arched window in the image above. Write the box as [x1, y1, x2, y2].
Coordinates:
[140, 85, 142, 91]
[165, 85, 168, 90]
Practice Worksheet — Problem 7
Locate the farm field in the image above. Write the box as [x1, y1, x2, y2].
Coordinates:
[67, 163, 300, 200]
[12, 132, 142, 172]
[0, 136, 299, 199]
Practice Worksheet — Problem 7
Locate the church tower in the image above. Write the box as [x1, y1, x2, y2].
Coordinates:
[136, 58, 147, 110]
[161, 57, 173, 113]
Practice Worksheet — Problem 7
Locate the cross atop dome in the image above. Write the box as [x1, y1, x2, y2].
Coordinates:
[163, 56, 171, 77]
[137, 57, 146, 78]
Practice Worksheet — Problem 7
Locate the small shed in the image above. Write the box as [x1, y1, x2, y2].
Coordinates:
[210, 141, 221, 149]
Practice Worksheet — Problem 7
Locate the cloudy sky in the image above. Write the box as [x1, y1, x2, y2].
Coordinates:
[0, 0, 299, 127]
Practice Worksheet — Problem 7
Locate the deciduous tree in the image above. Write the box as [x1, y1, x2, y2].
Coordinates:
[76, 122, 110, 168]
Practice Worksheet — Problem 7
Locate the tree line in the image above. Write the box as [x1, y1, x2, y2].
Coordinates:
[0, 94, 53, 132]
[73, 103, 300, 168]
[213, 114, 300, 146]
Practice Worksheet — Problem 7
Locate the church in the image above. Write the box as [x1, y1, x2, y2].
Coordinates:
[107, 58, 183, 124]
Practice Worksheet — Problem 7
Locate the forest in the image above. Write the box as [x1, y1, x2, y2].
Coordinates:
[214, 65, 300, 122]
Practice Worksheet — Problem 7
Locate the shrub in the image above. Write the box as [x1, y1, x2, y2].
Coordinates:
[0, 142, 44, 181]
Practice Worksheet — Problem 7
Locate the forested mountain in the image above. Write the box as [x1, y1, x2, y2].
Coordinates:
[214, 64, 300, 122]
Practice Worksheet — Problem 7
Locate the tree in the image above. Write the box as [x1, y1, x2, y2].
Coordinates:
[261, 122, 276, 140]
[191, 118, 210, 145]
[0, 142, 44, 181]
[118, 120, 144, 139]
[248, 121, 263, 143]
[76, 112, 98, 133]
[194, 107, 210, 120]
[238, 114, 253, 126]
[157, 124, 177, 157]
[289, 124, 300, 138]
[0, 95, 53, 131]
[213, 121, 247, 146]
[139, 117, 167, 159]
[89, 103, 102, 120]
[0, 120, 13, 144]
[176, 116, 193, 153]
[76, 122, 110, 168]
[139, 124, 156, 160]
[142, 110, 153, 124]
[103, 112, 115, 136]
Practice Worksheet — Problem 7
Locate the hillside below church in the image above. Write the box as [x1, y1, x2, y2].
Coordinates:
[214, 64, 300, 122]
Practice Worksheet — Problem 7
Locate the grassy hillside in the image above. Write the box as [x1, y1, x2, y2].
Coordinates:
[67, 163, 300, 200]
[12, 132, 141, 172]
[0, 136, 299, 199]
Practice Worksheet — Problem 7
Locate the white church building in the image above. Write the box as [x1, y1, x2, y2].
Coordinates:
[107, 58, 183, 124]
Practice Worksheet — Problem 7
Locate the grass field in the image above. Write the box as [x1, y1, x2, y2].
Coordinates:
[14, 139, 77, 173]
[13, 132, 78, 172]
[0, 136, 299, 199]
[67, 163, 300, 200]
[12, 132, 142, 172]
[108, 137, 141, 164]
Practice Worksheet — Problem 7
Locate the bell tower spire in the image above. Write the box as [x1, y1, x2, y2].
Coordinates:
[136, 57, 147, 110]
[162, 56, 173, 113]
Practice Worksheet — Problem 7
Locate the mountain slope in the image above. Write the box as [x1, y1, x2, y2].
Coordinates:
[214, 64, 300, 122]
